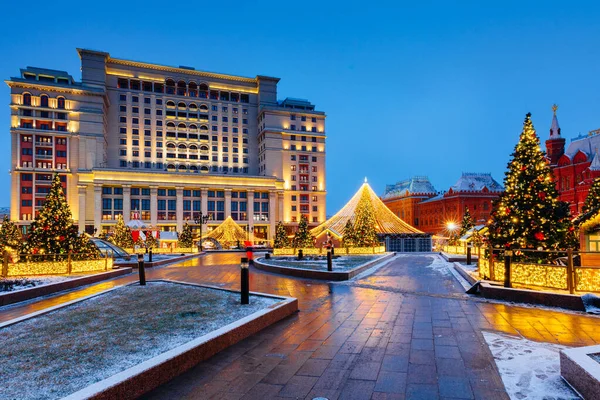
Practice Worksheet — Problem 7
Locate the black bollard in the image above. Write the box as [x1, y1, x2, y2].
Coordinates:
[466, 246, 472, 265]
[331, 246, 335, 256]
[327, 249, 332, 271]
[265, 253, 271, 259]
[138, 253, 146, 286]
[149, 248, 153, 263]
[298, 249, 304, 260]
[241, 257, 249, 304]
[504, 250, 512, 288]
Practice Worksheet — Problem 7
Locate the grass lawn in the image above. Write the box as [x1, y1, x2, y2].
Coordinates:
[0, 281, 278, 400]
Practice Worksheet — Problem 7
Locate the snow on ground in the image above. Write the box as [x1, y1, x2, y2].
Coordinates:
[0, 276, 76, 293]
[0, 281, 279, 400]
[483, 331, 580, 400]
[261, 255, 383, 272]
[424, 255, 452, 276]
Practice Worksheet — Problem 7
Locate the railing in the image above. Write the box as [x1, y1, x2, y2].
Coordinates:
[478, 248, 600, 294]
[124, 247, 198, 254]
[2, 252, 113, 277]
[273, 246, 386, 256]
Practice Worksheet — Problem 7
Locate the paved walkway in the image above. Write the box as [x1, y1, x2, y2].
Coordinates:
[2, 253, 599, 399]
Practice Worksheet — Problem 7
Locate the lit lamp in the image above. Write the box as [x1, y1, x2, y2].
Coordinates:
[240, 257, 249, 304]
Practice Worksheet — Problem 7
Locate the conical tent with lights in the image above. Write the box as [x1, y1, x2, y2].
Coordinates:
[311, 180, 432, 252]
[202, 216, 248, 248]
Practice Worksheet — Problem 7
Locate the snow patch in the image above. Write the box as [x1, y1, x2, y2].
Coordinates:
[0, 276, 76, 293]
[582, 293, 600, 315]
[424, 255, 452, 276]
[483, 331, 580, 400]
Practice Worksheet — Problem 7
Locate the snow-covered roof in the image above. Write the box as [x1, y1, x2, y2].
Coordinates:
[449, 173, 503, 193]
[590, 150, 600, 171]
[126, 219, 146, 229]
[159, 231, 178, 241]
[563, 134, 600, 161]
[383, 176, 437, 199]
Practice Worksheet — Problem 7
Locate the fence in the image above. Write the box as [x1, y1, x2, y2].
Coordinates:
[124, 247, 199, 254]
[478, 248, 600, 293]
[2, 253, 113, 278]
[273, 246, 386, 256]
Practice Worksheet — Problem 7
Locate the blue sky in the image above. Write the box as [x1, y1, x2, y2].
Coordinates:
[1, 1, 600, 212]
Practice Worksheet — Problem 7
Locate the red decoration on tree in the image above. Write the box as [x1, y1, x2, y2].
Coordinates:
[534, 232, 545, 241]
[521, 166, 527, 171]
[538, 192, 546, 200]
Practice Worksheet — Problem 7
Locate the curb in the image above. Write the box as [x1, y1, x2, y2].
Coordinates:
[453, 263, 478, 286]
[0, 268, 132, 307]
[253, 253, 396, 281]
[115, 253, 202, 269]
[475, 281, 585, 311]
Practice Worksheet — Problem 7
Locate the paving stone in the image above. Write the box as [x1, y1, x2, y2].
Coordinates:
[434, 346, 461, 359]
[349, 361, 381, 381]
[296, 358, 330, 377]
[438, 376, 473, 399]
[338, 379, 377, 400]
[407, 363, 437, 385]
[381, 354, 409, 373]
[278, 375, 318, 398]
[409, 350, 436, 365]
[374, 371, 407, 393]
[406, 383, 439, 399]
[411, 339, 434, 351]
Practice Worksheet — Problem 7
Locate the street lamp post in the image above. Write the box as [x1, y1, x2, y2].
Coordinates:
[194, 212, 211, 251]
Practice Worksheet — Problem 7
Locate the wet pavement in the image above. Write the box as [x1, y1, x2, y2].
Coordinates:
[2, 253, 600, 399]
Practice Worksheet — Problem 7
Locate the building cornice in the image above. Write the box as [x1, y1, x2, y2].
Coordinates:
[5, 80, 106, 96]
[107, 58, 259, 85]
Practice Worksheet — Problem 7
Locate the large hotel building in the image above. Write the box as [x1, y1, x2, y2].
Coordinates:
[6, 49, 327, 242]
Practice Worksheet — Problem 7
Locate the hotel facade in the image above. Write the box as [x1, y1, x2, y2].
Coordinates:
[6, 49, 327, 242]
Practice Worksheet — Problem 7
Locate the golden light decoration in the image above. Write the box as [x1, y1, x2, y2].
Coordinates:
[202, 216, 248, 248]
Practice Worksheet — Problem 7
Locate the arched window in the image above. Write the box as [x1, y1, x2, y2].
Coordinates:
[200, 145, 209, 152]
[178, 143, 187, 150]
[188, 103, 198, 110]
[190, 165, 198, 172]
[22, 93, 32, 106]
[40, 95, 49, 107]
[57, 97, 66, 109]
[177, 81, 187, 96]
[177, 123, 187, 130]
[166, 100, 176, 108]
[199, 104, 208, 112]
[178, 164, 187, 171]
[166, 143, 176, 149]
[199, 125, 208, 131]
[199, 83, 208, 99]
[189, 124, 198, 131]
[200, 166, 209, 173]
[167, 164, 176, 171]
[178, 102, 186, 109]
[188, 82, 198, 98]
[166, 122, 176, 129]
[166, 79, 176, 95]
[189, 145, 198, 151]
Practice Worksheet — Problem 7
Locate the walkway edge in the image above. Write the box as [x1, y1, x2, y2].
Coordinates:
[61, 280, 298, 400]
[0, 268, 132, 308]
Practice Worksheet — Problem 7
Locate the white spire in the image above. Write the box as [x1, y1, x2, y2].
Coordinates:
[590, 148, 600, 171]
[550, 104, 561, 139]
[364, 176, 368, 183]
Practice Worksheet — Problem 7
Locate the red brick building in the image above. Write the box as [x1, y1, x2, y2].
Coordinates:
[546, 107, 600, 216]
[382, 173, 503, 235]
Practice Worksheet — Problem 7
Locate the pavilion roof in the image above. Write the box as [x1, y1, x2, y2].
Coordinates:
[203, 216, 247, 244]
[311, 181, 423, 237]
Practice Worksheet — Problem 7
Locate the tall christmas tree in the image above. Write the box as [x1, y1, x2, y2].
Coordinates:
[110, 214, 134, 249]
[274, 221, 290, 248]
[0, 216, 22, 253]
[488, 113, 577, 252]
[22, 174, 99, 259]
[178, 222, 194, 247]
[459, 207, 474, 238]
[342, 219, 357, 247]
[353, 188, 379, 247]
[576, 177, 600, 227]
[293, 214, 314, 248]
[145, 231, 158, 249]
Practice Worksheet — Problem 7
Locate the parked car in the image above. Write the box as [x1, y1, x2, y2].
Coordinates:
[90, 238, 132, 261]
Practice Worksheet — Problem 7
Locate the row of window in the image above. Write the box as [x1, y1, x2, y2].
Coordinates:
[287, 125, 319, 132]
[116, 78, 251, 103]
[21, 93, 66, 109]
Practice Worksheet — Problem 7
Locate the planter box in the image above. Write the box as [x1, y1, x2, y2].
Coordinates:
[561, 345, 600, 400]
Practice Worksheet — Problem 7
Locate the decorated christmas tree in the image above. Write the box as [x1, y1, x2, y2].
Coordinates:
[353, 188, 380, 247]
[274, 221, 290, 248]
[488, 113, 577, 252]
[0, 216, 22, 253]
[293, 214, 314, 248]
[342, 219, 357, 247]
[22, 174, 99, 259]
[145, 231, 158, 249]
[576, 177, 600, 227]
[178, 222, 194, 248]
[110, 214, 134, 249]
[459, 207, 474, 238]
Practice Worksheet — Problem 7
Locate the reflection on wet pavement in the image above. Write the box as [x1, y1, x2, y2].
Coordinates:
[2, 252, 600, 399]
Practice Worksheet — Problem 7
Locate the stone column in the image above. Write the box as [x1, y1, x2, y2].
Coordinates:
[225, 189, 232, 219]
[201, 188, 208, 217]
[150, 186, 158, 226]
[176, 186, 184, 232]
[93, 184, 102, 234]
[277, 191, 284, 223]
[77, 184, 87, 233]
[247, 191, 255, 242]
[122, 184, 131, 223]
[269, 190, 277, 240]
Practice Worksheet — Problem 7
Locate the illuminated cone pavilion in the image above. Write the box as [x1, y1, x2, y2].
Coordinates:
[311, 180, 432, 252]
[203, 216, 248, 248]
